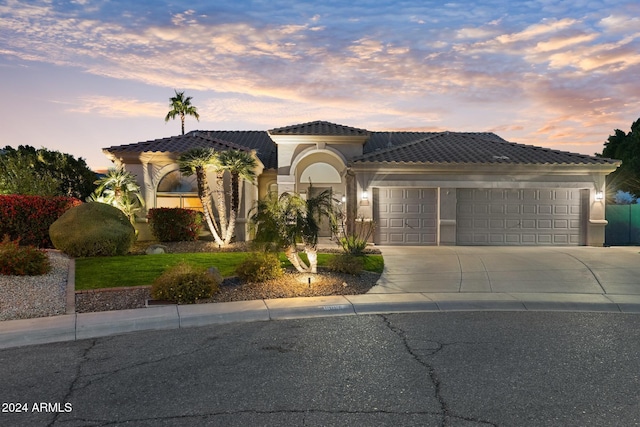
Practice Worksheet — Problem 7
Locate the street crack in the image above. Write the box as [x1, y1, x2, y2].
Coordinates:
[56, 408, 447, 426]
[48, 338, 98, 427]
[379, 314, 497, 427]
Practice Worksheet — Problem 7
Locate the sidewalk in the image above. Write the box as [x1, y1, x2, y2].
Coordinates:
[2, 291, 640, 349]
[2, 245, 640, 349]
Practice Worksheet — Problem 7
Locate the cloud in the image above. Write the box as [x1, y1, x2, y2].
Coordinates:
[0, 0, 638, 160]
[598, 14, 640, 33]
[533, 33, 597, 53]
[495, 18, 577, 44]
[66, 96, 166, 118]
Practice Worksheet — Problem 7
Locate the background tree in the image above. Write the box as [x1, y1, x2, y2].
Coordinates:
[164, 90, 200, 135]
[0, 145, 96, 198]
[601, 117, 640, 197]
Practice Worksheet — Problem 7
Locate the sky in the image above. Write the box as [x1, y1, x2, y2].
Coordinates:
[0, 0, 639, 170]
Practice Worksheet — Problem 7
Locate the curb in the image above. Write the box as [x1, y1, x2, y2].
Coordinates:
[2, 292, 640, 350]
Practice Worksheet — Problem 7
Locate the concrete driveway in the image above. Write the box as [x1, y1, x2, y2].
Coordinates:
[370, 246, 640, 296]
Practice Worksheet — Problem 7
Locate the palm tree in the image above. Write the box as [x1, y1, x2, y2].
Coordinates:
[165, 90, 200, 135]
[88, 166, 144, 223]
[177, 148, 224, 246]
[251, 188, 334, 273]
[213, 167, 228, 242]
[218, 150, 257, 244]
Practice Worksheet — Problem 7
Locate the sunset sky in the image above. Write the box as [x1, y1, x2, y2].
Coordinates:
[1, 0, 639, 169]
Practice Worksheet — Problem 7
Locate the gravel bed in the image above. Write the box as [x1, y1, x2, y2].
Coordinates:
[75, 286, 152, 313]
[75, 269, 381, 313]
[0, 251, 70, 321]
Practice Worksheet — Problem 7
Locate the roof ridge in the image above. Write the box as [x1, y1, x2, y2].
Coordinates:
[192, 129, 267, 134]
[269, 120, 369, 135]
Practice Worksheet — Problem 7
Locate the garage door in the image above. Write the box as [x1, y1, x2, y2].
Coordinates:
[456, 189, 583, 245]
[374, 188, 437, 245]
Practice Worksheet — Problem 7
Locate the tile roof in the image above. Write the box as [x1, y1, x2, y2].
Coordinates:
[192, 131, 277, 169]
[269, 120, 370, 136]
[103, 121, 617, 169]
[103, 132, 274, 168]
[353, 132, 617, 165]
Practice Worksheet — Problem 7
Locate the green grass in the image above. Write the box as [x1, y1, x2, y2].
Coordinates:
[75, 252, 384, 290]
[75, 253, 248, 290]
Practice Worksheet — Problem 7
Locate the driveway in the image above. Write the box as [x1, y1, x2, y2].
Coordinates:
[369, 246, 640, 296]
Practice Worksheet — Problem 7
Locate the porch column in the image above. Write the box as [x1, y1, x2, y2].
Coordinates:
[277, 175, 295, 195]
[345, 169, 357, 235]
[141, 161, 153, 216]
[587, 186, 607, 246]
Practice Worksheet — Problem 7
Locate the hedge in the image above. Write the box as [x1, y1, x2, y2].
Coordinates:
[0, 195, 82, 247]
[148, 208, 203, 242]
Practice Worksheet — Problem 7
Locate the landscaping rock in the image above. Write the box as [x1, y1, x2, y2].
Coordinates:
[207, 266, 224, 285]
[145, 244, 168, 255]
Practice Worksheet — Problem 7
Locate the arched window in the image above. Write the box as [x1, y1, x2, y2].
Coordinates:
[156, 170, 202, 210]
[300, 163, 341, 184]
[157, 170, 197, 193]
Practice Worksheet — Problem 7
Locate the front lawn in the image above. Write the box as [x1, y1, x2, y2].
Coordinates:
[75, 252, 384, 290]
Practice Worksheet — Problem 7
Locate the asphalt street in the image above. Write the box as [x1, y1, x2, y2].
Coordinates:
[1, 311, 639, 426]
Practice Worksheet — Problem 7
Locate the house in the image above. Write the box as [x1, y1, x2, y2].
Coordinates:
[103, 120, 620, 246]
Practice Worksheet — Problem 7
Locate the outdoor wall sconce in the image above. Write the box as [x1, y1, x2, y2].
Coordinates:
[595, 191, 604, 201]
[341, 196, 346, 203]
[360, 190, 370, 206]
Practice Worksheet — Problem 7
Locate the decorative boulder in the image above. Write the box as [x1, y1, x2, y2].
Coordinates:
[146, 244, 168, 255]
[49, 203, 136, 257]
[206, 266, 223, 285]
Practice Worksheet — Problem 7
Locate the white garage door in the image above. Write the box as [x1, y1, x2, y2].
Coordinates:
[457, 189, 583, 245]
[374, 188, 437, 245]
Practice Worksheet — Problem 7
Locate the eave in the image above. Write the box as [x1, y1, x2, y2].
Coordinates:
[348, 161, 621, 176]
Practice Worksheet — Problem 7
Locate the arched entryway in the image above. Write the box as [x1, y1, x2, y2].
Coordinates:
[293, 151, 347, 237]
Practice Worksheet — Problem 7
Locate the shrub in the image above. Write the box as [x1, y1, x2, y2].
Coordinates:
[334, 216, 375, 255]
[0, 195, 82, 247]
[151, 262, 220, 304]
[338, 235, 369, 255]
[0, 236, 51, 276]
[49, 203, 136, 257]
[326, 253, 364, 275]
[235, 252, 283, 282]
[147, 208, 202, 242]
